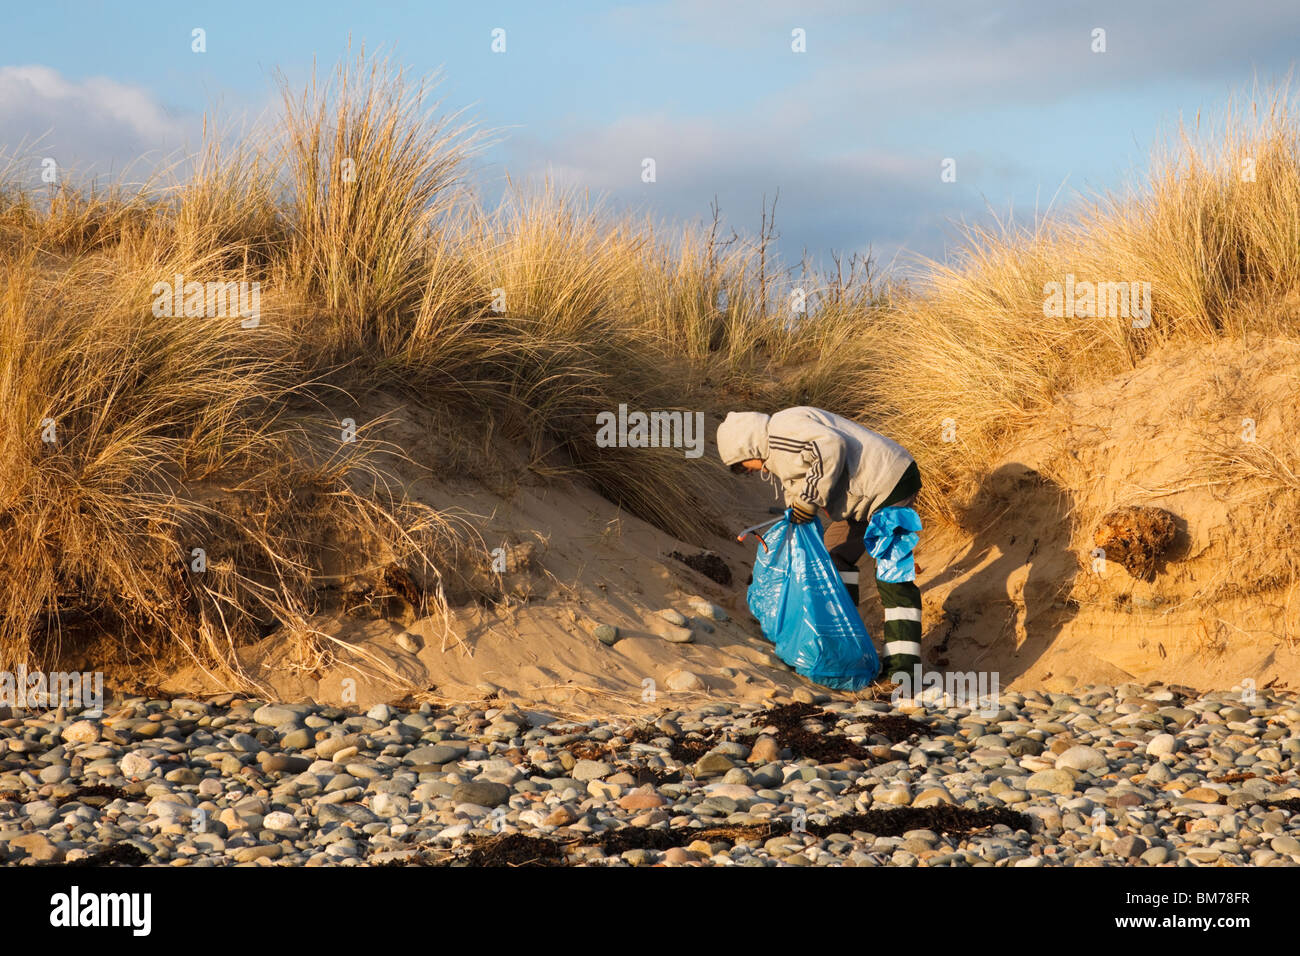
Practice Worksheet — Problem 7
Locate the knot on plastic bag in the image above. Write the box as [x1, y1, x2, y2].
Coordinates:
[863, 506, 922, 583]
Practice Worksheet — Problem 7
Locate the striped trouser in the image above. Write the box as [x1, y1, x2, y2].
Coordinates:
[823, 463, 923, 664]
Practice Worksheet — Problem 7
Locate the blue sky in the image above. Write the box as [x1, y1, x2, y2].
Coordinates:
[2, 0, 1297, 275]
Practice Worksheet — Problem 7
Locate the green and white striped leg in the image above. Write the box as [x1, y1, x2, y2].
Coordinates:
[878, 579, 922, 679]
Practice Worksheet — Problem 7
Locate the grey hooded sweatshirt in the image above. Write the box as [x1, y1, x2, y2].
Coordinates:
[717, 406, 914, 523]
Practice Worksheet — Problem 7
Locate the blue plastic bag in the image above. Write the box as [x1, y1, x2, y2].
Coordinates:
[863, 506, 922, 583]
[746, 510, 880, 690]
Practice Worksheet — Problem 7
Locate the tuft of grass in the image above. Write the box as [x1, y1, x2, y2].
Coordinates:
[278, 49, 483, 362]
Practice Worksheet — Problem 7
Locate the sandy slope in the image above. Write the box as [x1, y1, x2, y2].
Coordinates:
[919, 337, 1300, 695]
[161, 337, 1300, 710]
[163, 406, 815, 715]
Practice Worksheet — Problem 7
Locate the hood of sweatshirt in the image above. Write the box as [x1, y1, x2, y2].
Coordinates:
[716, 411, 772, 466]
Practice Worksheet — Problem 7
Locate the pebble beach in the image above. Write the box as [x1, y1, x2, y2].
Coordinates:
[2, 684, 1299, 867]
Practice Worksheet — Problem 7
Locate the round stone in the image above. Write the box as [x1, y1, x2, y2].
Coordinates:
[1147, 733, 1177, 756]
[1025, 769, 1076, 795]
[253, 704, 307, 728]
[665, 669, 705, 691]
[658, 623, 694, 644]
[618, 787, 666, 811]
[1056, 745, 1108, 772]
[1140, 845, 1170, 864]
[572, 759, 613, 781]
[450, 781, 511, 808]
[405, 743, 467, 765]
[119, 752, 156, 779]
[61, 720, 100, 744]
[39, 765, 71, 784]
[1112, 835, 1147, 859]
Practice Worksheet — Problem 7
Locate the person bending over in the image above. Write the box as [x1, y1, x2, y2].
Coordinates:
[718, 406, 923, 679]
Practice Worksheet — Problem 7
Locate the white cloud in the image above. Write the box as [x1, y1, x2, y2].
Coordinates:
[0, 65, 194, 183]
[495, 109, 994, 270]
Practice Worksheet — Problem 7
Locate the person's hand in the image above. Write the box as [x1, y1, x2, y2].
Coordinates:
[789, 499, 816, 524]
